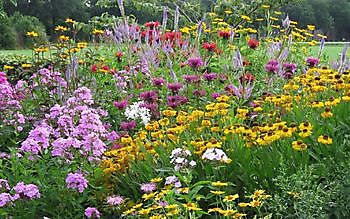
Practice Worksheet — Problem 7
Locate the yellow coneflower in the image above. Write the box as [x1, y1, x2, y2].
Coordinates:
[321, 107, 333, 118]
[59, 35, 70, 41]
[92, 29, 104, 35]
[211, 181, 228, 187]
[317, 135, 332, 144]
[210, 190, 225, 195]
[65, 18, 76, 24]
[223, 194, 239, 202]
[182, 202, 202, 211]
[55, 25, 68, 31]
[292, 140, 308, 151]
[77, 42, 88, 49]
[26, 31, 38, 37]
[21, 63, 32, 68]
[3, 65, 14, 70]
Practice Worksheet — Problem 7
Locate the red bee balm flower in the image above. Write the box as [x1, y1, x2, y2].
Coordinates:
[144, 21, 160, 29]
[248, 38, 260, 49]
[115, 52, 123, 58]
[91, 64, 97, 72]
[202, 42, 218, 52]
[218, 30, 231, 39]
[239, 73, 255, 84]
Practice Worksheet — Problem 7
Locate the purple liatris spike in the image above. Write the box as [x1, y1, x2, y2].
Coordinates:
[318, 38, 325, 58]
[117, 0, 125, 17]
[174, 6, 179, 31]
[236, 48, 243, 69]
[162, 7, 168, 32]
[282, 15, 290, 29]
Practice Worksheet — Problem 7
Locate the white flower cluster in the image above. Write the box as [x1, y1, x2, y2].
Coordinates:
[201, 148, 229, 162]
[170, 148, 196, 171]
[124, 101, 151, 125]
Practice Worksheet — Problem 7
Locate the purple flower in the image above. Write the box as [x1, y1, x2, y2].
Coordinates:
[203, 72, 217, 81]
[183, 75, 200, 84]
[159, 201, 168, 207]
[211, 92, 221, 100]
[140, 182, 157, 193]
[193, 89, 206, 97]
[0, 72, 7, 84]
[113, 99, 128, 109]
[282, 63, 297, 79]
[152, 78, 166, 87]
[140, 90, 158, 102]
[107, 131, 120, 141]
[66, 172, 88, 193]
[107, 195, 124, 206]
[188, 57, 204, 68]
[265, 60, 280, 74]
[283, 63, 297, 72]
[120, 120, 137, 131]
[85, 207, 101, 218]
[167, 95, 188, 108]
[167, 83, 183, 93]
[165, 176, 182, 188]
[12, 182, 40, 200]
[0, 193, 12, 207]
[306, 57, 319, 67]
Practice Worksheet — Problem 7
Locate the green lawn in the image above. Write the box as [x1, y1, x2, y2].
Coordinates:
[310, 45, 344, 60]
[0, 44, 347, 61]
[0, 49, 33, 56]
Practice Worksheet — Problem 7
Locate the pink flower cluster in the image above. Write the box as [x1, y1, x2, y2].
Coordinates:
[66, 172, 88, 193]
[31, 68, 67, 94]
[20, 87, 109, 161]
[0, 72, 28, 130]
[0, 179, 40, 208]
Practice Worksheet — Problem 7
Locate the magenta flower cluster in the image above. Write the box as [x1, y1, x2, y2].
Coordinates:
[0, 179, 40, 208]
[66, 172, 88, 193]
[265, 60, 280, 74]
[20, 87, 109, 161]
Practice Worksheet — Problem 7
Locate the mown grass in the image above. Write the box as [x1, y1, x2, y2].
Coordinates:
[0, 44, 347, 60]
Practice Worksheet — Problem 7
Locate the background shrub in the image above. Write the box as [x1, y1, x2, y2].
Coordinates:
[9, 12, 47, 48]
[0, 16, 16, 49]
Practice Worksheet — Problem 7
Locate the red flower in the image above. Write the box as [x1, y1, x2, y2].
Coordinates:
[115, 52, 123, 58]
[144, 21, 160, 29]
[243, 60, 251, 66]
[202, 42, 218, 52]
[248, 38, 260, 49]
[218, 30, 231, 39]
[162, 31, 182, 42]
[239, 73, 255, 84]
[91, 64, 97, 72]
[180, 62, 187, 68]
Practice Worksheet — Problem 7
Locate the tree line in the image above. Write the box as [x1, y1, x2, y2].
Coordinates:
[1, 0, 350, 49]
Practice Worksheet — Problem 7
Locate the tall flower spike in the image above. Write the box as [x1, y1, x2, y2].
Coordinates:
[117, 0, 125, 17]
[174, 5, 180, 31]
[318, 38, 325, 59]
[282, 15, 290, 29]
[339, 43, 349, 72]
[162, 7, 168, 32]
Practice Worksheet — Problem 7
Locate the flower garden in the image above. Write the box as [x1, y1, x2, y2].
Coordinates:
[1, 2, 350, 219]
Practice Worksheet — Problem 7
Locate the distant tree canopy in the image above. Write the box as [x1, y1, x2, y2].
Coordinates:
[283, 0, 350, 40]
[2, 0, 350, 41]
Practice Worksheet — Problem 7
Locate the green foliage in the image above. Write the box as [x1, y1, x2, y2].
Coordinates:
[9, 12, 48, 48]
[0, 16, 16, 49]
[270, 160, 350, 218]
